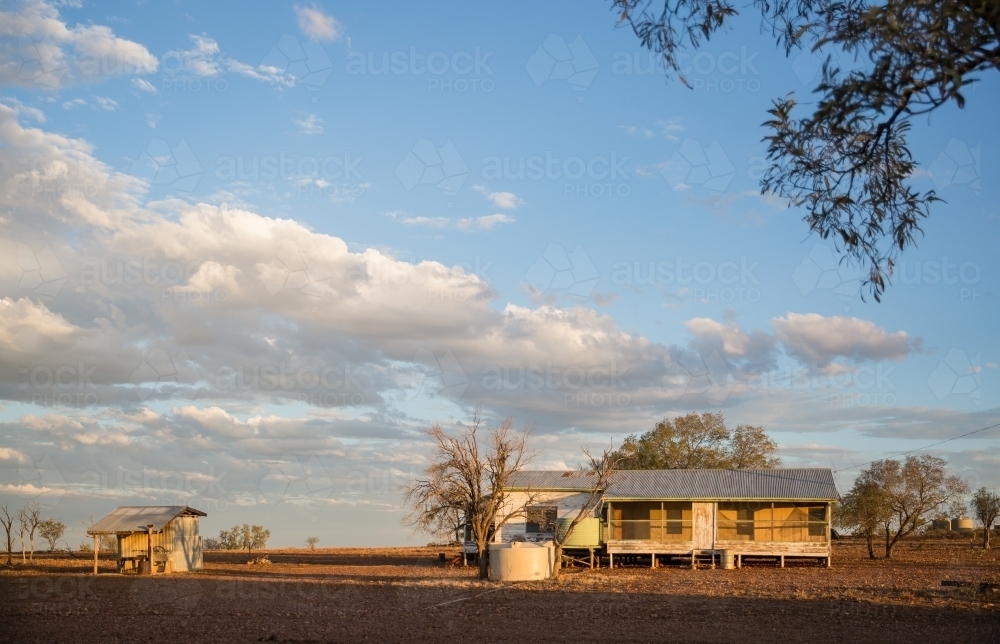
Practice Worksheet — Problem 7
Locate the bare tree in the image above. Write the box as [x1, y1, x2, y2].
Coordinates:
[18, 506, 28, 563]
[404, 409, 535, 580]
[549, 447, 618, 578]
[305, 536, 319, 551]
[22, 502, 42, 561]
[859, 455, 969, 559]
[0, 503, 15, 566]
[971, 488, 1000, 550]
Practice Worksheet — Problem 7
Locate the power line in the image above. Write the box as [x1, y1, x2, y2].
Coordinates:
[833, 421, 1000, 474]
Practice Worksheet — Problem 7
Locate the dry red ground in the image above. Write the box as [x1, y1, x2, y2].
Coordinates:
[1, 539, 998, 642]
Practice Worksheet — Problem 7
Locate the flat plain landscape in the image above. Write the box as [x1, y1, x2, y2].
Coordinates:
[1, 540, 998, 643]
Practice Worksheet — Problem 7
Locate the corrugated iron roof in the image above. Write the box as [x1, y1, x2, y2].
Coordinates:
[507, 469, 839, 501]
[87, 506, 207, 534]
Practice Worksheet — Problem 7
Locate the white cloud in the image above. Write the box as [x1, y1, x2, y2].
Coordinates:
[0, 97, 46, 122]
[131, 77, 157, 93]
[456, 213, 515, 231]
[164, 34, 221, 76]
[399, 215, 450, 229]
[294, 113, 323, 135]
[94, 96, 117, 111]
[0, 0, 158, 88]
[685, 318, 750, 356]
[473, 185, 523, 209]
[295, 5, 341, 41]
[0, 447, 26, 461]
[61, 97, 85, 109]
[771, 312, 915, 368]
[164, 34, 296, 87]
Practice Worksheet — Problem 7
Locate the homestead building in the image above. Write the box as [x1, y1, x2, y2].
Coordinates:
[497, 468, 839, 568]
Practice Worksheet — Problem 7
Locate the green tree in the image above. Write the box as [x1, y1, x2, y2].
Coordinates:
[611, 412, 780, 469]
[835, 480, 891, 559]
[38, 519, 65, 552]
[858, 455, 968, 559]
[237, 524, 270, 555]
[971, 488, 1000, 549]
[613, 1, 999, 300]
[218, 526, 240, 550]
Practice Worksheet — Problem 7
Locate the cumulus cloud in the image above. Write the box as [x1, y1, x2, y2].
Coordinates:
[295, 5, 341, 41]
[771, 313, 916, 368]
[0, 0, 158, 88]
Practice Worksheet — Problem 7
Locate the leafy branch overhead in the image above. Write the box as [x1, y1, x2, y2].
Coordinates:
[611, 411, 780, 469]
[613, 0, 999, 300]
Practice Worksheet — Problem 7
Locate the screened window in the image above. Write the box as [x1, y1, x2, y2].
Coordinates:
[717, 502, 828, 542]
[608, 502, 692, 541]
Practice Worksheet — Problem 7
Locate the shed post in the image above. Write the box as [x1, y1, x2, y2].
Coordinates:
[92, 535, 98, 575]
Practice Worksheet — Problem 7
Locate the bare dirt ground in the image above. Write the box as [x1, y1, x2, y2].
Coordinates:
[1, 539, 998, 643]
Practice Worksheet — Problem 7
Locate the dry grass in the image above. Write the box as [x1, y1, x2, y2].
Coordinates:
[0, 539, 997, 643]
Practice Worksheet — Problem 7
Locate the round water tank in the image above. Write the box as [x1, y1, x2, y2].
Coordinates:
[951, 517, 974, 532]
[556, 517, 601, 547]
[488, 542, 553, 581]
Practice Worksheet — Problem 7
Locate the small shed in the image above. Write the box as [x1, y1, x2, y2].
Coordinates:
[87, 506, 206, 575]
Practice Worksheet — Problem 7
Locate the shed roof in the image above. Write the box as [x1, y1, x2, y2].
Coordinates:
[507, 469, 839, 501]
[87, 506, 207, 534]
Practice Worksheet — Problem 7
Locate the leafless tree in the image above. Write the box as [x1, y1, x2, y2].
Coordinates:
[403, 408, 536, 580]
[971, 488, 1000, 550]
[305, 536, 319, 551]
[22, 502, 42, 561]
[858, 455, 969, 559]
[549, 446, 619, 578]
[0, 503, 15, 566]
[18, 506, 28, 563]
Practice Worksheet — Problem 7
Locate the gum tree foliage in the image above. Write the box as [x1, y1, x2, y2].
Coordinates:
[856, 455, 968, 558]
[403, 410, 536, 580]
[611, 412, 781, 469]
[612, 1, 1000, 300]
[238, 524, 270, 555]
[971, 487, 1000, 549]
[218, 526, 241, 550]
[835, 479, 892, 559]
[38, 519, 65, 552]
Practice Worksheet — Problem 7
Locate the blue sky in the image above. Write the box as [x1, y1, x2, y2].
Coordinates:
[0, 0, 997, 547]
